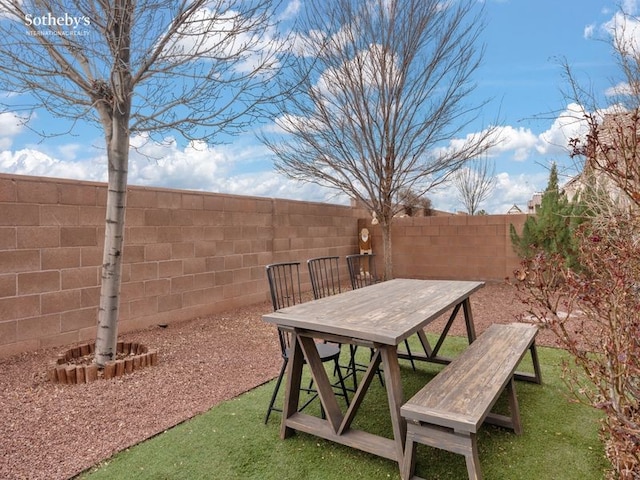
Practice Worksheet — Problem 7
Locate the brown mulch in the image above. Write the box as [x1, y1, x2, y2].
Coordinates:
[0, 282, 561, 480]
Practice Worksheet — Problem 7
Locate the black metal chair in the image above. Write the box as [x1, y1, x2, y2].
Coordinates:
[264, 262, 350, 424]
[345, 253, 378, 289]
[307, 256, 341, 299]
[346, 254, 417, 372]
[307, 256, 365, 390]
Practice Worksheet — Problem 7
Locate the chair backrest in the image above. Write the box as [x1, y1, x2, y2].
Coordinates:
[266, 262, 303, 311]
[307, 256, 341, 299]
[266, 262, 304, 356]
[346, 253, 378, 289]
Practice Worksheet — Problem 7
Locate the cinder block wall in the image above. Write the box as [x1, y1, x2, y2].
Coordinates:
[0, 174, 363, 358]
[0, 173, 528, 358]
[363, 214, 526, 281]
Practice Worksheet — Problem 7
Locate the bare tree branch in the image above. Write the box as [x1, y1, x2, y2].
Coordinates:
[453, 155, 496, 215]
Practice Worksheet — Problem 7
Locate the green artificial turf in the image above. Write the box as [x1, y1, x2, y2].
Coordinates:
[78, 336, 608, 480]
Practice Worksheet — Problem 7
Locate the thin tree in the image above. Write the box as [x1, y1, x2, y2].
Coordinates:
[452, 155, 496, 215]
[261, 0, 498, 279]
[0, 0, 286, 366]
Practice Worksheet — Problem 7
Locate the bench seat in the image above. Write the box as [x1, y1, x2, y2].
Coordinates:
[400, 323, 540, 480]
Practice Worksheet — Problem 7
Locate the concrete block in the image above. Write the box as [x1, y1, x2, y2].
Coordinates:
[0, 204, 40, 226]
[18, 270, 60, 294]
[0, 249, 40, 273]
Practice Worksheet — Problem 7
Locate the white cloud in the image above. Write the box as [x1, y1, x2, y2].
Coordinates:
[605, 81, 633, 96]
[279, 0, 301, 21]
[161, 5, 282, 73]
[623, 0, 640, 15]
[0, 148, 104, 181]
[537, 103, 590, 156]
[0, 112, 26, 149]
[584, 23, 596, 39]
[488, 171, 546, 212]
[440, 103, 589, 167]
[486, 126, 539, 161]
[603, 10, 640, 54]
[0, 133, 346, 205]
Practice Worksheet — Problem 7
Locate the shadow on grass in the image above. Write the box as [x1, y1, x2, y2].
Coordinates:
[78, 336, 608, 480]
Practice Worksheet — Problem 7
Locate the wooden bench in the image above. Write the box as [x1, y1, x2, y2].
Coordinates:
[400, 323, 540, 480]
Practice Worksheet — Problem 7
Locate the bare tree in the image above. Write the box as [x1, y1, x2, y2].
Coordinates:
[452, 155, 496, 215]
[397, 188, 431, 216]
[398, 188, 418, 217]
[262, 0, 498, 279]
[0, 0, 286, 366]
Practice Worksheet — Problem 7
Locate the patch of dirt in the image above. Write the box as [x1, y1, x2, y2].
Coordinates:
[0, 282, 563, 480]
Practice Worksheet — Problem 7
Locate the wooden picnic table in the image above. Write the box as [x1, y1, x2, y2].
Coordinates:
[262, 278, 485, 466]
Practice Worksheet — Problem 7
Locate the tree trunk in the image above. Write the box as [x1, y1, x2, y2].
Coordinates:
[381, 221, 393, 280]
[95, 114, 129, 367]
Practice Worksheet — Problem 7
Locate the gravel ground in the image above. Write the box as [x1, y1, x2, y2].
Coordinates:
[0, 282, 560, 480]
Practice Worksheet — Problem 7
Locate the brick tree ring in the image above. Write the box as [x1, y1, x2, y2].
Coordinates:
[47, 341, 159, 384]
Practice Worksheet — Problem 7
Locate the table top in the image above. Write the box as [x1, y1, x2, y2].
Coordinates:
[263, 278, 484, 345]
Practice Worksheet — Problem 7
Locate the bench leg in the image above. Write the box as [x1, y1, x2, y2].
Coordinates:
[400, 428, 418, 480]
[403, 422, 483, 480]
[464, 433, 482, 480]
[515, 341, 543, 384]
[506, 377, 523, 435]
[484, 377, 523, 434]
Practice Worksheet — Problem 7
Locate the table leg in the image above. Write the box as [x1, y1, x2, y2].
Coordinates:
[298, 335, 344, 433]
[278, 337, 408, 463]
[404, 298, 478, 366]
[379, 345, 406, 464]
[281, 333, 304, 439]
[462, 297, 477, 342]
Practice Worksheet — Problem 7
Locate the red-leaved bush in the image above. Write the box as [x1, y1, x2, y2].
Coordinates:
[514, 110, 640, 478]
[515, 210, 639, 479]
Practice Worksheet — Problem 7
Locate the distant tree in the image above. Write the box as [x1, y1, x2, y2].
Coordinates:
[398, 188, 418, 216]
[0, 0, 286, 366]
[452, 155, 496, 215]
[262, 0, 498, 279]
[419, 196, 434, 216]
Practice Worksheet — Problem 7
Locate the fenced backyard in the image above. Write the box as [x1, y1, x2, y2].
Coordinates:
[1, 173, 609, 480]
[0, 173, 525, 359]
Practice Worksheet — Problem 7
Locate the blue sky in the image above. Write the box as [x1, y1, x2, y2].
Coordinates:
[0, 0, 631, 214]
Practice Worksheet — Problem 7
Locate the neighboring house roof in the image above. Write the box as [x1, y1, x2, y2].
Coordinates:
[507, 204, 523, 214]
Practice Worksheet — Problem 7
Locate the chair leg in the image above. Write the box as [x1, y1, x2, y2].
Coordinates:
[403, 339, 417, 371]
[265, 358, 288, 424]
[347, 344, 359, 391]
[344, 345, 385, 390]
[333, 358, 350, 406]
